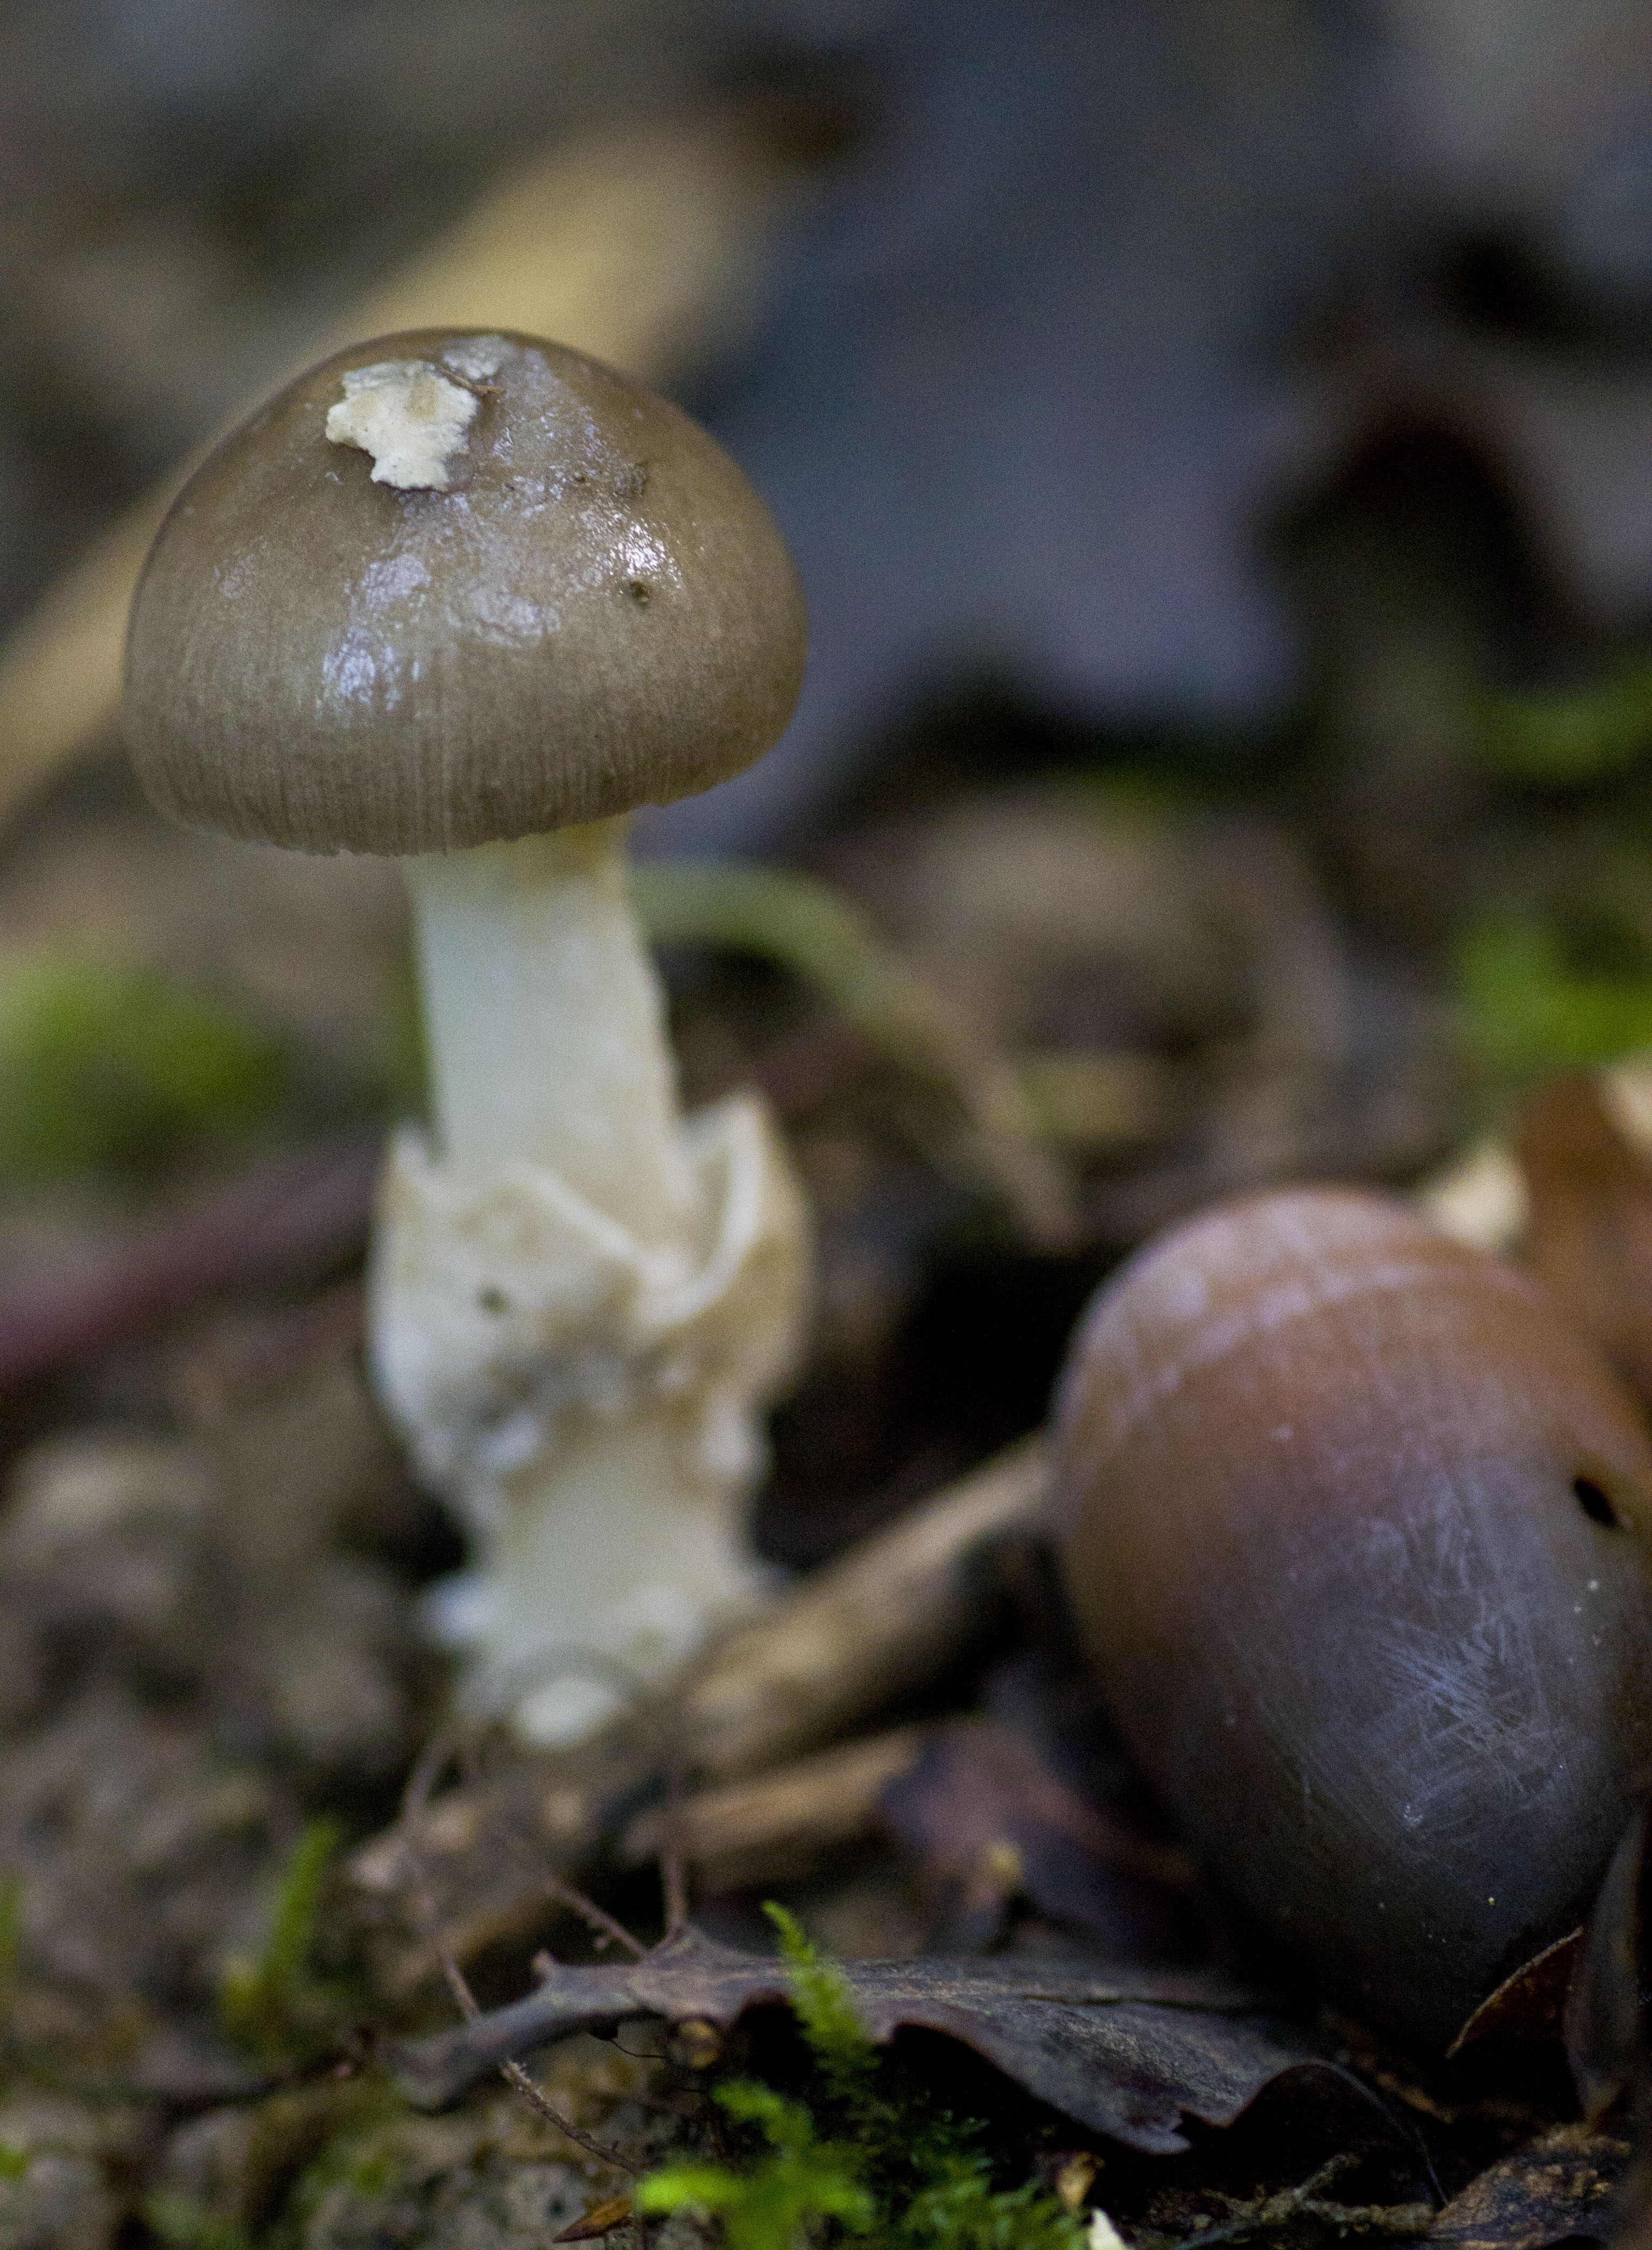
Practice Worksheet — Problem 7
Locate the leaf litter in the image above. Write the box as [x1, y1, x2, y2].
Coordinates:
[3, 741, 1652, 2244]
[386, 1919, 1343, 2154]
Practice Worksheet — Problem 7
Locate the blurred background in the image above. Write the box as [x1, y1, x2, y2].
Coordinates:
[5, 0, 1652, 2176]
[4, 0, 1652, 788]
[5, 0, 1652, 1492]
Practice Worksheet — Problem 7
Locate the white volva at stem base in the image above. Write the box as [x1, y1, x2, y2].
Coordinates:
[375, 821, 810, 1745]
[425, 1405, 776, 1743]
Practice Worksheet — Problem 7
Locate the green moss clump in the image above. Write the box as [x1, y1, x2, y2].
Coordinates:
[218, 1820, 354, 2068]
[638, 1906, 1088, 2250]
[640, 2081, 873, 2250]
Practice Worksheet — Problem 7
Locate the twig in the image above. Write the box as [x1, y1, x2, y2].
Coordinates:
[633, 860, 1080, 1248]
[1138, 2158, 1433, 2250]
[400, 1730, 641, 2176]
[657, 1725, 691, 1940]
[621, 1726, 928, 1893]
[449, 1724, 645, 1963]
[682, 1431, 1049, 1781]
[0, 1136, 379, 1395]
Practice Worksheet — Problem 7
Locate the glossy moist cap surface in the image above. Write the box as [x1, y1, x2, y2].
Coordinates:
[123, 331, 807, 853]
[1051, 1186, 1652, 2048]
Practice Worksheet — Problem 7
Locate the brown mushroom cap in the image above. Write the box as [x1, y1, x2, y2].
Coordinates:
[123, 331, 807, 854]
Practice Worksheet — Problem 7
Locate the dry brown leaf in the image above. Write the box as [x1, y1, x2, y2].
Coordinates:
[554, 2191, 634, 2241]
[1565, 1805, 1648, 2128]
[1448, 1929, 1582, 2059]
[1517, 1074, 1652, 1411]
[386, 1922, 1354, 2155]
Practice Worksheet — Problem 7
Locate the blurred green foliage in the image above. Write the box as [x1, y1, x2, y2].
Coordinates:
[1482, 659, 1652, 788]
[1456, 910, 1652, 1076]
[639, 2080, 874, 2250]
[217, 1819, 350, 2068]
[143, 2192, 254, 2250]
[638, 1906, 1087, 2250]
[0, 952, 286, 1180]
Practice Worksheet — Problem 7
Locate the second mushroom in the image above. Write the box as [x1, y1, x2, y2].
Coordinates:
[123, 330, 812, 1742]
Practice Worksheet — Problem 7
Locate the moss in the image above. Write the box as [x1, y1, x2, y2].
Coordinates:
[638, 1907, 1088, 2250]
[145, 2190, 257, 2250]
[218, 1821, 355, 2068]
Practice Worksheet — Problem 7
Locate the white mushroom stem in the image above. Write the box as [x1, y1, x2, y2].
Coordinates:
[372, 818, 810, 1745]
[405, 820, 693, 1245]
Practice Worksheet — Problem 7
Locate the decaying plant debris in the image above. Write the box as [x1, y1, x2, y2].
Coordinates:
[384, 1921, 1327, 2151]
[12, 79, 1652, 2242]
[2, 729, 1651, 2250]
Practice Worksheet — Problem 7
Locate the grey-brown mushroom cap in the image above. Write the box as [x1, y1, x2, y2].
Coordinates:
[122, 331, 808, 855]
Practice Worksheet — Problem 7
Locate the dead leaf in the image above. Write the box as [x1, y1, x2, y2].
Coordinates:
[554, 2192, 633, 2241]
[1566, 1804, 1648, 2127]
[1516, 1076, 1652, 1412]
[1430, 2123, 1629, 2250]
[1448, 1929, 1582, 2057]
[1617, 2111, 1652, 2250]
[387, 1923, 1356, 2154]
[879, 1711, 1195, 1954]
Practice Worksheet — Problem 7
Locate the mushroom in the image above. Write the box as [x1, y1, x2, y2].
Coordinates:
[1049, 1185, 1652, 2047]
[123, 329, 811, 1741]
